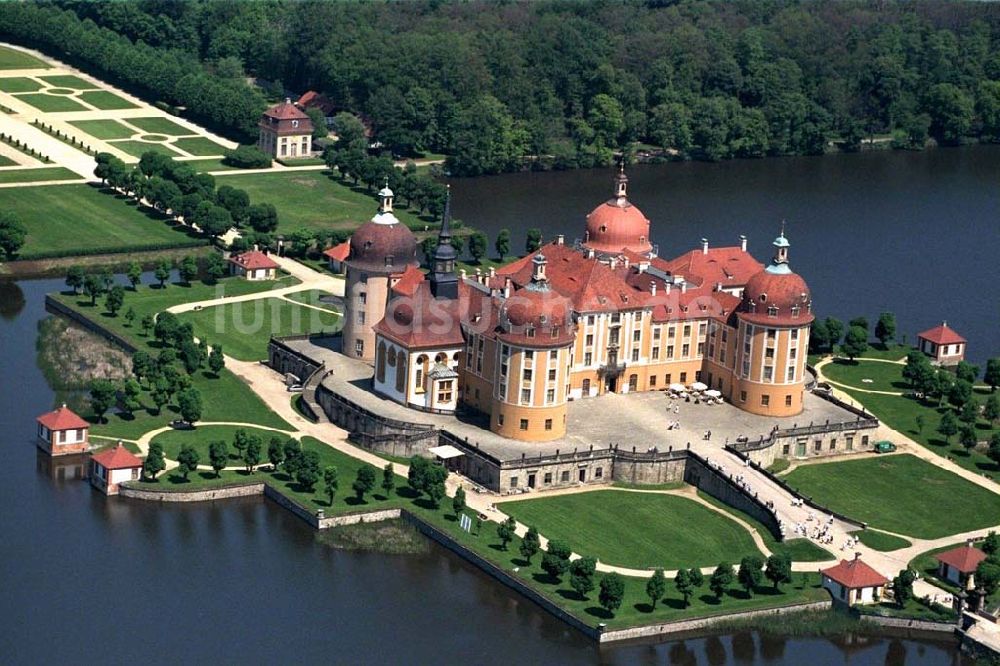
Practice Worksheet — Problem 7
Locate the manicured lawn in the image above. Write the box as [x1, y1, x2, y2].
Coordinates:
[909, 539, 995, 607]
[0, 184, 200, 257]
[126, 116, 193, 136]
[153, 424, 292, 463]
[177, 158, 243, 173]
[69, 119, 136, 140]
[0, 156, 15, 167]
[850, 529, 912, 552]
[217, 171, 427, 234]
[0, 46, 50, 69]
[78, 90, 137, 110]
[783, 454, 1000, 538]
[177, 297, 340, 361]
[173, 136, 228, 156]
[0, 167, 81, 185]
[822, 359, 908, 393]
[283, 289, 341, 312]
[14, 92, 87, 112]
[502, 490, 761, 569]
[842, 387, 1000, 477]
[38, 74, 94, 89]
[697, 491, 833, 563]
[108, 140, 181, 159]
[0, 76, 42, 92]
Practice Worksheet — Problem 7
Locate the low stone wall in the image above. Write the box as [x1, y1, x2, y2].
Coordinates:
[45, 295, 138, 353]
[269, 337, 321, 384]
[318, 508, 402, 529]
[684, 452, 784, 540]
[856, 613, 957, 634]
[401, 510, 600, 640]
[349, 430, 438, 459]
[601, 601, 832, 643]
[315, 382, 436, 449]
[120, 482, 265, 502]
[263, 484, 321, 527]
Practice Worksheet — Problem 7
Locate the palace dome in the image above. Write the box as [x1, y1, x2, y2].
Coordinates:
[738, 267, 813, 326]
[498, 288, 576, 346]
[582, 166, 652, 255]
[347, 219, 419, 273]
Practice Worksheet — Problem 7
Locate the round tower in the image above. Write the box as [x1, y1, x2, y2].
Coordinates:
[490, 255, 576, 441]
[733, 229, 813, 416]
[341, 183, 419, 361]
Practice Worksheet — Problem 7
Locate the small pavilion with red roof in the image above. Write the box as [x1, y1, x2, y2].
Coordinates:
[258, 98, 314, 159]
[229, 249, 279, 281]
[90, 443, 143, 495]
[821, 554, 889, 606]
[917, 322, 966, 365]
[36, 404, 89, 456]
[322, 240, 350, 274]
[935, 540, 986, 587]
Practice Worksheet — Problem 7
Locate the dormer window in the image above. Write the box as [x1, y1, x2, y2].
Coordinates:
[759, 294, 767, 302]
[767, 305, 778, 317]
[600, 225, 607, 233]
[551, 328, 559, 338]
[527, 327, 535, 338]
[292, 120, 299, 128]
[791, 305, 801, 317]
[364, 240, 373, 249]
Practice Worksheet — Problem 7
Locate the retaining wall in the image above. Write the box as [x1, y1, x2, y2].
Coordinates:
[120, 482, 264, 502]
[45, 295, 138, 353]
[684, 452, 784, 540]
[856, 613, 957, 634]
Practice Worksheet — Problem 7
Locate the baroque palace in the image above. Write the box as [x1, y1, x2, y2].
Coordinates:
[337, 167, 814, 442]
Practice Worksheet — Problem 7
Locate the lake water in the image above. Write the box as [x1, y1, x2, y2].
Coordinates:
[451, 145, 1000, 366]
[4, 146, 996, 664]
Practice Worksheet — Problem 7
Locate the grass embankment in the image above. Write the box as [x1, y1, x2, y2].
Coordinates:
[784, 454, 1000, 539]
[217, 171, 428, 234]
[822, 358, 909, 393]
[0, 45, 51, 69]
[501, 489, 761, 570]
[316, 521, 430, 555]
[0, 167, 78, 185]
[52, 276, 297, 440]
[176, 297, 340, 361]
[2, 184, 205, 258]
[152, 424, 291, 463]
[850, 529, 912, 552]
[697, 491, 833, 563]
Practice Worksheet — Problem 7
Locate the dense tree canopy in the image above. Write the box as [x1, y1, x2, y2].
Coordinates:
[17, 1, 1000, 175]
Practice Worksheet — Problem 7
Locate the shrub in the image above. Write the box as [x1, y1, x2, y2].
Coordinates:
[223, 145, 272, 169]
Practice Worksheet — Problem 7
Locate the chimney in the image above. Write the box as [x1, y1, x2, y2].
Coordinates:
[701, 238, 709, 255]
[968, 538, 975, 548]
[854, 552, 861, 561]
[253, 243, 259, 252]
[650, 282, 657, 296]
[587, 248, 595, 259]
[489, 267, 496, 278]
[740, 235, 747, 252]
[681, 282, 687, 294]
[61, 403, 67, 409]
[609, 257, 617, 270]
[459, 269, 467, 280]
[556, 234, 564, 245]
[666, 283, 672, 294]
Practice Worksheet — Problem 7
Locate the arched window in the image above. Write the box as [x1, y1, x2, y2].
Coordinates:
[388, 346, 397, 367]
[375, 341, 386, 383]
[435, 352, 447, 363]
[415, 355, 427, 392]
[396, 351, 407, 393]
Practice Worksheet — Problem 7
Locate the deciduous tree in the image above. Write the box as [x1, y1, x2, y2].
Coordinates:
[569, 556, 597, 600]
[765, 553, 792, 591]
[209, 440, 229, 477]
[646, 569, 667, 609]
[177, 444, 200, 480]
[88, 378, 117, 423]
[323, 465, 339, 505]
[496, 515, 516, 550]
[519, 526, 540, 563]
[710, 563, 735, 601]
[143, 442, 166, 480]
[598, 573, 625, 615]
[352, 464, 376, 501]
[541, 540, 572, 581]
[381, 462, 395, 497]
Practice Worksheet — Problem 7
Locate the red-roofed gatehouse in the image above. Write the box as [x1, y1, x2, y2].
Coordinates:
[935, 539, 986, 588]
[90, 442, 143, 495]
[323, 241, 350, 274]
[821, 554, 889, 606]
[917, 322, 966, 365]
[36, 404, 89, 456]
[229, 249, 279, 281]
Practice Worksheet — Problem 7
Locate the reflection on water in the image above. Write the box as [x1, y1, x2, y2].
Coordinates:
[0, 279, 24, 320]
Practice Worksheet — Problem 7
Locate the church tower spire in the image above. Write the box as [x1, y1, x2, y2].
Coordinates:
[614, 158, 628, 203]
[429, 186, 458, 300]
[765, 221, 792, 275]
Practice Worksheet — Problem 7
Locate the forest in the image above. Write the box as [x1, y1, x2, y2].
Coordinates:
[4, 1, 1000, 176]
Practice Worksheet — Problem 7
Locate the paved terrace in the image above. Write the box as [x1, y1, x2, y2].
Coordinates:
[287, 336, 863, 462]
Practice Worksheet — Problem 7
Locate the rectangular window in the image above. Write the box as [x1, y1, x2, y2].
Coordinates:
[525, 350, 534, 360]
[830, 438, 837, 450]
[631, 349, 639, 362]
[544, 472, 552, 484]
[519, 418, 528, 431]
[523, 369, 533, 381]
[633, 330, 641, 342]
[595, 467, 603, 479]
[698, 322, 706, 335]
[561, 471, 570, 482]
[763, 366, 773, 380]
[782, 443, 790, 455]
[357, 311, 366, 324]
[680, 372, 687, 383]
[846, 436, 854, 450]
[667, 345, 674, 358]
[722, 329, 728, 342]
[354, 339, 364, 355]
[588, 315, 595, 325]
[668, 326, 676, 338]
[814, 440, 822, 452]
[586, 334, 594, 346]
[790, 348, 797, 359]
[765, 347, 775, 358]
[548, 369, 556, 381]
[544, 419, 553, 431]
[359, 292, 367, 304]
[666, 373, 672, 384]
[550, 350, 558, 360]
[584, 352, 592, 365]
[653, 327, 661, 340]
[697, 342, 704, 356]
[682, 343, 690, 357]
[652, 347, 660, 360]
[761, 394, 770, 406]
[546, 389, 555, 402]
[683, 325, 691, 337]
[520, 389, 531, 404]
[510, 476, 518, 488]
[791, 329, 799, 340]
[785, 394, 793, 407]
[498, 414, 504, 426]
[787, 367, 795, 381]
[767, 329, 776, 340]
[650, 376, 657, 387]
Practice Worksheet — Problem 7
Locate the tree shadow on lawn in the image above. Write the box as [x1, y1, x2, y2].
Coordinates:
[556, 588, 588, 602]
[396, 487, 420, 500]
[634, 602, 654, 614]
[585, 606, 613, 620]
[532, 572, 560, 586]
[344, 496, 370, 506]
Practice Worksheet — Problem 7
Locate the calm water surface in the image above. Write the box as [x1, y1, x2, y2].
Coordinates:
[3, 146, 995, 665]
[451, 145, 1000, 366]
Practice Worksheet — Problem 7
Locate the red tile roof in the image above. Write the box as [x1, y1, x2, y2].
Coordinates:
[296, 90, 337, 115]
[91, 443, 143, 470]
[376, 282, 468, 350]
[36, 405, 88, 431]
[821, 557, 889, 589]
[229, 250, 279, 271]
[583, 199, 652, 255]
[263, 99, 310, 121]
[322, 241, 350, 262]
[390, 264, 426, 297]
[657, 246, 763, 289]
[737, 269, 814, 327]
[918, 323, 966, 345]
[935, 544, 986, 574]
